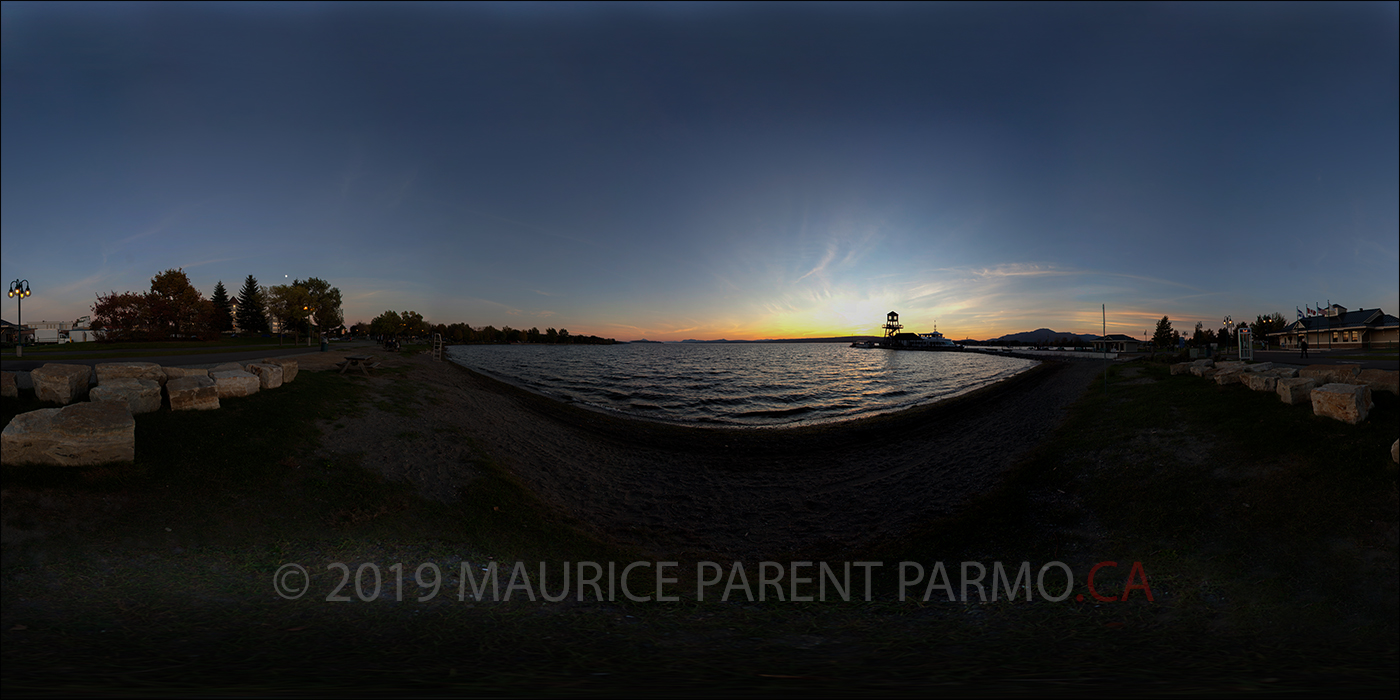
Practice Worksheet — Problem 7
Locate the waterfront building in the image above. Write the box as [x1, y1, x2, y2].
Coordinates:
[1091, 334, 1143, 353]
[1269, 305, 1399, 350]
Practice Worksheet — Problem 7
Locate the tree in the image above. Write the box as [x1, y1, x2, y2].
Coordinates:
[1216, 327, 1230, 346]
[1250, 312, 1286, 347]
[370, 310, 403, 338]
[1151, 316, 1174, 348]
[292, 277, 344, 340]
[209, 281, 235, 333]
[1191, 321, 1209, 347]
[146, 269, 208, 340]
[264, 285, 312, 345]
[91, 291, 149, 342]
[236, 275, 269, 335]
[400, 310, 428, 338]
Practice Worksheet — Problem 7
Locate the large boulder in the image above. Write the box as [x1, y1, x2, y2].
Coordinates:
[1276, 377, 1316, 406]
[1170, 362, 1192, 376]
[1310, 383, 1373, 424]
[209, 369, 260, 398]
[1352, 368, 1398, 396]
[94, 361, 166, 387]
[90, 377, 162, 414]
[1213, 368, 1248, 385]
[246, 363, 283, 389]
[162, 366, 210, 380]
[167, 376, 220, 411]
[1392, 439, 1399, 465]
[1243, 363, 1275, 373]
[1, 371, 16, 398]
[31, 364, 94, 405]
[260, 358, 298, 383]
[1, 401, 135, 466]
[1299, 364, 1360, 385]
[1242, 373, 1279, 393]
[211, 362, 246, 373]
[1272, 366, 1299, 379]
[1190, 366, 1218, 379]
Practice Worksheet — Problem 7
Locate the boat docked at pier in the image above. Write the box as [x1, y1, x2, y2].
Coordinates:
[851, 311, 965, 351]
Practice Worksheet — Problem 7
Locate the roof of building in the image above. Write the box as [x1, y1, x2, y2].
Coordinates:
[1094, 334, 1140, 342]
[1272, 307, 1399, 335]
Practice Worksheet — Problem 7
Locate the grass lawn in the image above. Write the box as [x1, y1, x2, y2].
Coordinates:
[1, 360, 1395, 696]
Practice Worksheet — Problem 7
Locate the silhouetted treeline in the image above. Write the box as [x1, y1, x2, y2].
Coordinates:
[353, 312, 616, 345]
[438, 324, 616, 345]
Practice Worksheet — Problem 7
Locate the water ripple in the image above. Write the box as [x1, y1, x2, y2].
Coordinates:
[448, 344, 1036, 427]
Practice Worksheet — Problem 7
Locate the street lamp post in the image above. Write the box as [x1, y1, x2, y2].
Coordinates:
[8, 279, 32, 357]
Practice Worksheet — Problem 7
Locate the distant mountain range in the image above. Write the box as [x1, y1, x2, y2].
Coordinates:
[987, 328, 1101, 344]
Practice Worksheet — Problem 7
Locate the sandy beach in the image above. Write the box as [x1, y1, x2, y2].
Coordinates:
[317, 351, 1102, 559]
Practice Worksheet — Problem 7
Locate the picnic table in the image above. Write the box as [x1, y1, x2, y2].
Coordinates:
[338, 355, 378, 375]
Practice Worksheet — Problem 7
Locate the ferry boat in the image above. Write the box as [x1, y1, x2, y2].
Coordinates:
[881, 329, 963, 350]
[852, 312, 964, 351]
[910, 329, 962, 350]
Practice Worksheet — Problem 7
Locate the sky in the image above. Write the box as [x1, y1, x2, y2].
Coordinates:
[2, 2, 1397, 342]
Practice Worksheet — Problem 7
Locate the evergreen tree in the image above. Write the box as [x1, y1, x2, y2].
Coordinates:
[209, 281, 234, 333]
[235, 275, 269, 334]
[1150, 316, 1174, 348]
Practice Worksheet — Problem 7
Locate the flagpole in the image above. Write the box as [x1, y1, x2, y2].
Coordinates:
[1102, 304, 1107, 395]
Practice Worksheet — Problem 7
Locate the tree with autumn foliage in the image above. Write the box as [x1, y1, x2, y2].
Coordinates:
[91, 268, 217, 341]
[90, 291, 150, 342]
[145, 269, 212, 340]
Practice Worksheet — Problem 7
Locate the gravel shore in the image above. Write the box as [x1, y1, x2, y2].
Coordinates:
[318, 352, 1103, 560]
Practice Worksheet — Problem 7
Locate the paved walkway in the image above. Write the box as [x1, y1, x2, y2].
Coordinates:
[1250, 349, 1398, 371]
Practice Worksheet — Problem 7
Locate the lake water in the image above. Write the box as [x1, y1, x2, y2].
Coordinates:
[446, 343, 1038, 428]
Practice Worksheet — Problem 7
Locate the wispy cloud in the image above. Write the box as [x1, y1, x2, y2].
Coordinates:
[177, 257, 242, 270]
[386, 170, 417, 209]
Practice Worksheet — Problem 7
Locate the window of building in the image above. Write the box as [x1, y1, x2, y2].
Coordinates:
[1332, 332, 1338, 343]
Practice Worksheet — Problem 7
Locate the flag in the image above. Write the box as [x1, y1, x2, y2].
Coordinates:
[1297, 307, 1304, 320]
[1306, 306, 1313, 316]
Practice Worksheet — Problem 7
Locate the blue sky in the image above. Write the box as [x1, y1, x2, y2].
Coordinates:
[3, 2, 1397, 341]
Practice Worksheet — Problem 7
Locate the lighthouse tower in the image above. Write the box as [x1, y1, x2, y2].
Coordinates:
[883, 311, 903, 337]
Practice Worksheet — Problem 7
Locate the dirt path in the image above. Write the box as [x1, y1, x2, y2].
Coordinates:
[318, 353, 1102, 559]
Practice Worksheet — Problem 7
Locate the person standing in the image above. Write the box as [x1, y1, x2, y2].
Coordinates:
[1300, 337, 1308, 358]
